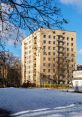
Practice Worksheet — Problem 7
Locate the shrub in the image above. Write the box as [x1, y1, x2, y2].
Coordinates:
[22, 81, 36, 88]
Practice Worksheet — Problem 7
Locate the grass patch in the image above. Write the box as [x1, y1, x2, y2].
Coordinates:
[40, 83, 70, 89]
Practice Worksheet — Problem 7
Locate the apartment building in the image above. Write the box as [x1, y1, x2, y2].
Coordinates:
[22, 28, 76, 86]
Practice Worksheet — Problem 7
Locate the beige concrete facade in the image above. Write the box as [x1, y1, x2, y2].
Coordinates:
[22, 28, 76, 85]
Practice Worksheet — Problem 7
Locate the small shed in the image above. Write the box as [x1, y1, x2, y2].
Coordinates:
[72, 71, 82, 92]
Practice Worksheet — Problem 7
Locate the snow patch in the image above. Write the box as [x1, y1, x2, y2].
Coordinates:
[11, 104, 76, 117]
[54, 104, 75, 110]
[11, 108, 49, 116]
[11, 110, 30, 116]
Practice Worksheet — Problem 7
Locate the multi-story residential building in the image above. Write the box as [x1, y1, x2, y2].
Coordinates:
[22, 28, 76, 86]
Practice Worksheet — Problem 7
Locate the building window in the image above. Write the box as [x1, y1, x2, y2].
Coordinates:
[53, 31, 55, 34]
[71, 54, 74, 57]
[48, 58, 50, 61]
[53, 47, 55, 50]
[53, 36, 55, 39]
[24, 51, 27, 54]
[53, 69, 55, 72]
[67, 37, 69, 40]
[71, 48, 73, 51]
[48, 35, 51, 38]
[43, 69, 46, 72]
[29, 56, 31, 59]
[43, 63, 46, 66]
[34, 36, 37, 39]
[63, 37, 65, 40]
[24, 42, 27, 45]
[24, 46, 27, 50]
[48, 41, 51, 44]
[29, 60, 31, 63]
[53, 41, 55, 44]
[53, 52, 55, 55]
[71, 38, 73, 41]
[53, 58, 55, 61]
[67, 48, 69, 51]
[29, 40, 31, 44]
[67, 53, 69, 56]
[43, 46, 46, 49]
[48, 69, 50, 72]
[43, 40, 46, 43]
[34, 64, 36, 67]
[71, 43, 73, 46]
[47, 75, 50, 78]
[34, 41, 37, 44]
[29, 46, 31, 49]
[48, 46, 51, 50]
[43, 35, 46, 38]
[67, 43, 69, 46]
[43, 51, 46, 55]
[43, 57, 46, 60]
[71, 59, 73, 62]
[48, 63, 50, 67]
[29, 50, 31, 53]
[48, 52, 51, 55]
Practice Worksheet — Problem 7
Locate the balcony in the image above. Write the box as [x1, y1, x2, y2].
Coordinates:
[56, 43, 64, 47]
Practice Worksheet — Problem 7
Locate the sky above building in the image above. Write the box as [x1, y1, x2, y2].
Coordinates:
[6, 0, 82, 64]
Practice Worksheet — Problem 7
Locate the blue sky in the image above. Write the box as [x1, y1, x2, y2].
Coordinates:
[59, 0, 82, 64]
[6, 0, 82, 64]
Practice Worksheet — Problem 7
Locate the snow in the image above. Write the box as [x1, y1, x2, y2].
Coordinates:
[0, 88, 82, 117]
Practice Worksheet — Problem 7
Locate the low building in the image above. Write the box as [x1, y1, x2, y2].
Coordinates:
[77, 64, 82, 70]
[72, 65, 82, 92]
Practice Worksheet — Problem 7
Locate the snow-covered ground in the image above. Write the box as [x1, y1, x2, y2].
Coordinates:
[0, 88, 82, 117]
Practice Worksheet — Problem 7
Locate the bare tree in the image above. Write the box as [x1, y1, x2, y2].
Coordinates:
[7, 56, 21, 87]
[0, 0, 68, 33]
[0, 51, 21, 87]
[0, 0, 68, 61]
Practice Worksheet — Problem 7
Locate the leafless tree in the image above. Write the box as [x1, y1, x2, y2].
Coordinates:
[0, 0, 68, 34]
[0, 51, 21, 87]
[0, 0, 68, 59]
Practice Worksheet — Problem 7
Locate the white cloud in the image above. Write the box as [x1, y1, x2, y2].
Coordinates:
[78, 49, 82, 55]
[60, 0, 82, 11]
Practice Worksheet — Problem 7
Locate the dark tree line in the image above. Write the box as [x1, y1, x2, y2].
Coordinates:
[0, 51, 21, 87]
